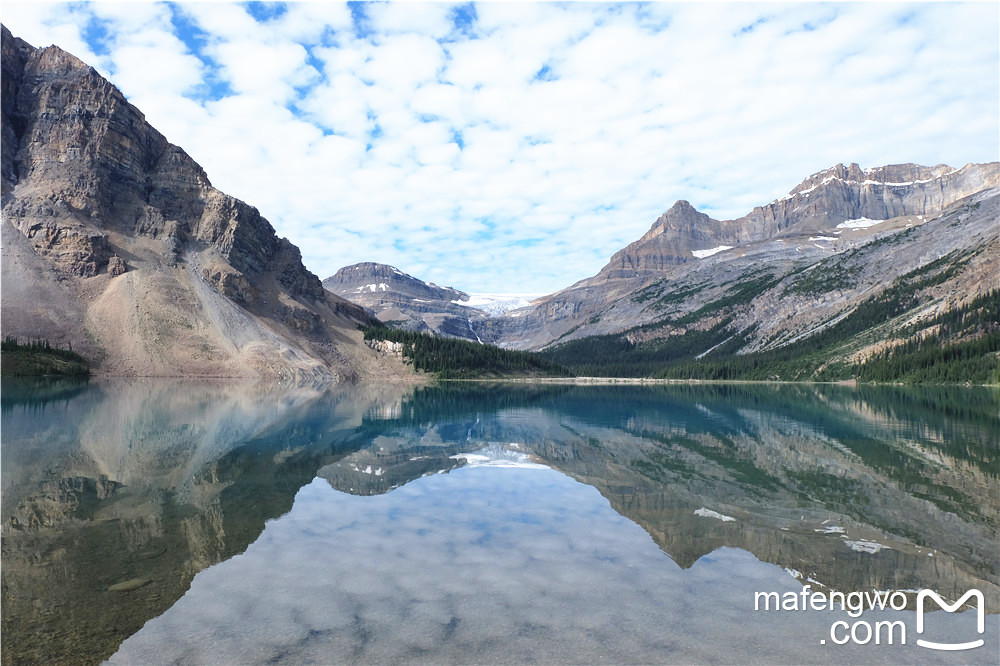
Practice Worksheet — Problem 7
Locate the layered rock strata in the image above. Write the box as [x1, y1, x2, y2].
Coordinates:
[1, 27, 407, 380]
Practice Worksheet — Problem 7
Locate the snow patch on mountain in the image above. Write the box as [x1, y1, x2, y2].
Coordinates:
[692, 245, 733, 259]
[356, 283, 389, 293]
[694, 507, 736, 522]
[837, 217, 885, 229]
[451, 444, 548, 469]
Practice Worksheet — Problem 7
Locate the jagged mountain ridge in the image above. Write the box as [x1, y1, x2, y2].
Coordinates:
[0, 27, 408, 379]
[602, 161, 997, 279]
[472, 161, 999, 356]
[324, 162, 997, 358]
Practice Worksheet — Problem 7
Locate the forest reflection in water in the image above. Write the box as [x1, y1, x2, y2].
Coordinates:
[1, 378, 997, 664]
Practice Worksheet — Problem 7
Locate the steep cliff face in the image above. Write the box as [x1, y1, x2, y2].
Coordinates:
[1, 27, 404, 379]
[736, 161, 999, 240]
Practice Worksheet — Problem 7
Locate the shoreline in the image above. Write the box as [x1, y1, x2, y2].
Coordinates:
[3, 374, 996, 388]
[437, 376, 1000, 387]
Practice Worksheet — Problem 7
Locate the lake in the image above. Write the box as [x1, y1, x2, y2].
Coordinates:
[2, 379, 997, 664]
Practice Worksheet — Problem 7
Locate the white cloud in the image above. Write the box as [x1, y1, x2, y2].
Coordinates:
[365, 1, 455, 38]
[211, 39, 319, 100]
[1, 2, 107, 72]
[108, 33, 205, 99]
[1, 1, 997, 294]
[89, 1, 173, 32]
[272, 2, 353, 42]
[363, 33, 445, 91]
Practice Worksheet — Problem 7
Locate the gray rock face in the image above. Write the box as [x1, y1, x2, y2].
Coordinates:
[737, 162, 1000, 240]
[603, 200, 721, 279]
[107, 255, 127, 277]
[597, 162, 1000, 283]
[323, 262, 485, 340]
[0, 27, 402, 379]
[324, 262, 467, 304]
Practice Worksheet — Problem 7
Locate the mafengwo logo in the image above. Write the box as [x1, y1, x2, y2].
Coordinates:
[754, 586, 987, 649]
[916, 590, 984, 651]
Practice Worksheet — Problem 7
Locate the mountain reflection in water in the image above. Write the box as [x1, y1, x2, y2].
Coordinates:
[1, 379, 997, 664]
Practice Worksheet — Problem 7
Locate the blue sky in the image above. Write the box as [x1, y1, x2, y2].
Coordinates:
[4, 1, 998, 294]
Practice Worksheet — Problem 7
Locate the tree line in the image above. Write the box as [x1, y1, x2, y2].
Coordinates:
[1, 336, 90, 376]
[361, 325, 572, 379]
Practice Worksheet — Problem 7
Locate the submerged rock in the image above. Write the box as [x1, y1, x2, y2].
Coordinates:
[107, 578, 150, 592]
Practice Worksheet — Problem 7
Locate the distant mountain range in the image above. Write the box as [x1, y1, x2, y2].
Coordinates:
[323, 159, 998, 380]
[2, 25, 996, 381]
[322, 261, 541, 340]
[472, 161, 998, 357]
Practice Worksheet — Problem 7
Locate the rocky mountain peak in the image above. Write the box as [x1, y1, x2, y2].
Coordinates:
[479, 159, 999, 351]
[750, 161, 999, 237]
[611, 160, 1000, 268]
[597, 200, 723, 279]
[323, 262, 484, 340]
[640, 199, 714, 241]
[1, 26, 390, 379]
[324, 262, 468, 303]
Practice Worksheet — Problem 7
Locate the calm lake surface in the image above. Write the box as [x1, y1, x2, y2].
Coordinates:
[2, 379, 997, 664]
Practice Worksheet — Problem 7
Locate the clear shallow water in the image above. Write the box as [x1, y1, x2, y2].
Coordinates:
[2, 379, 997, 664]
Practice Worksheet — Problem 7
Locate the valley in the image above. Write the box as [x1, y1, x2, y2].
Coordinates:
[333, 165, 999, 383]
[1, 24, 996, 384]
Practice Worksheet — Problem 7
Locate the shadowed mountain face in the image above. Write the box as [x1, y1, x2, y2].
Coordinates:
[0, 27, 405, 380]
[3, 380, 996, 664]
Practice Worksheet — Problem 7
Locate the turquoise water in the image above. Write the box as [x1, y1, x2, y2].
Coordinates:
[2, 379, 997, 664]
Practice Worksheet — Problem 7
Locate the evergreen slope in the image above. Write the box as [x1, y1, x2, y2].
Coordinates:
[1, 337, 90, 376]
[541, 275, 999, 384]
[362, 325, 572, 379]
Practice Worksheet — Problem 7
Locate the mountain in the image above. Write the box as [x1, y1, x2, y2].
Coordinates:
[474, 161, 999, 380]
[1, 27, 408, 380]
[600, 162, 997, 280]
[326, 163, 998, 371]
[322, 262, 485, 340]
[5, 25, 995, 381]
[322, 262, 545, 341]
